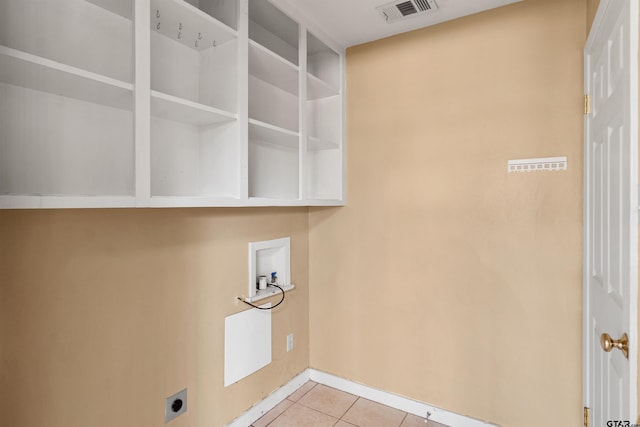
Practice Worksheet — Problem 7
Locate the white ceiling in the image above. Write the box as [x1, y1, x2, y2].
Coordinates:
[271, 0, 523, 49]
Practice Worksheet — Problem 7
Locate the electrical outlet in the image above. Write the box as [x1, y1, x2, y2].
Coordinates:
[165, 389, 187, 423]
[286, 333, 294, 352]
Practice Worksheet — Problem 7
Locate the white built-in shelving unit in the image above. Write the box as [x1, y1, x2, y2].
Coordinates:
[306, 32, 342, 201]
[150, 0, 240, 203]
[0, 0, 344, 209]
[248, 0, 300, 202]
[0, 0, 135, 208]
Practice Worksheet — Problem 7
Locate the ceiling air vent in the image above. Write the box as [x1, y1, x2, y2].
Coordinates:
[377, 0, 438, 23]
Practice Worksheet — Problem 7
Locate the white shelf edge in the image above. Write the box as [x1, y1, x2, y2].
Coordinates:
[0, 45, 133, 92]
[245, 284, 295, 303]
[305, 199, 345, 206]
[249, 39, 299, 71]
[152, 90, 237, 117]
[147, 196, 244, 207]
[249, 118, 298, 137]
[151, 90, 237, 125]
[0, 195, 344, 209]
[307, 73, 339, 100]
[308, 135, 339, 151]
[248, 198, 304, 206]
[0, 195, 136, 209]
[86, 0, 134, 20]
[248, 118, 300, 150]
[0, 45, 134, 111]
[148, 197, 343, 207]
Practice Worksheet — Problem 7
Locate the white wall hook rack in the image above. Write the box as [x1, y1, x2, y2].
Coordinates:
[508, 156, 567, 173]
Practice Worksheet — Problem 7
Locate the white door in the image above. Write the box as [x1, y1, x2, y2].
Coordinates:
[584, 0, 638, 424]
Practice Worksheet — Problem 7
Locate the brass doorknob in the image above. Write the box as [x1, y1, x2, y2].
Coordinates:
[600, 333, 629, 359]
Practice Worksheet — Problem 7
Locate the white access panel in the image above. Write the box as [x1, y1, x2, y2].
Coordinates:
[224, 303, 271, 387]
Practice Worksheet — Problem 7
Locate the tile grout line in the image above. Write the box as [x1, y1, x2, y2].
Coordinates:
[262, 401, 297, 427]
[291, 382, 318, 403]
[258, 382, 318, 427]
[261, 404, 280, 427]
[339, 396, 361, 423]
[301, 382, 318, 401]
[263, 408, 281, 427]
[293, 402, 341, 423]
[399, 411, 409, 427]
[257, 381, 445, 427]
[259, 399, 294, 426]
[294, 384, 358, 421]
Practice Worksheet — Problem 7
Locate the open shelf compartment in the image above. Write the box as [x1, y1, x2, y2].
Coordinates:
[249, 0, 299, 66]
[248, 120, 299, 200]
[151, 118, 240, 198]
[150, 0, 240, 199]
[0, 0, 133, 83]
[151, 21, 238, 114]
[249, 41, 298, 96]
[307, 31, 340, 91]
[0, 0, 135, 201]
[0, 80, 135, 198]
[151, 0, 237, 51]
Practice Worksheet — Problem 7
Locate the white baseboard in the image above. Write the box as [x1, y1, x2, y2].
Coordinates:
[226, 368, 498, 427]
[309, 369, 498, 427]
[225, 369, 310, 427]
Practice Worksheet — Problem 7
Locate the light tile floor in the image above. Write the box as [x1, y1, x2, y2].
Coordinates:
[251, 382, 449, 427]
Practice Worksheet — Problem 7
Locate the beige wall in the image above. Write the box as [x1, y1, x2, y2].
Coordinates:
[0, 208, 309, 427]
[0, 2, 616, 427]
[308, 0, 585, 426]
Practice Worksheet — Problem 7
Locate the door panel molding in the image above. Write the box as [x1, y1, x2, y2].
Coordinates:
[583, 0, 638, 421]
